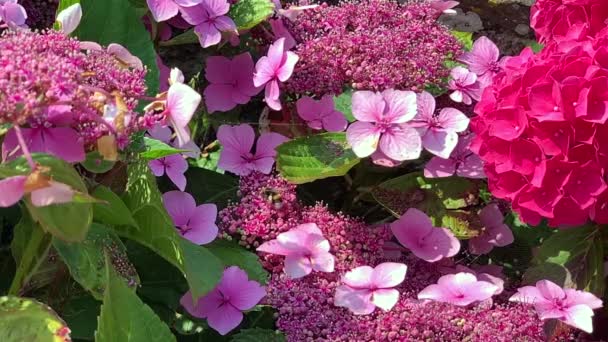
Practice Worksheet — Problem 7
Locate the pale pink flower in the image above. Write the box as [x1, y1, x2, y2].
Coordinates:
[346, 89, 421, 161]
[334, 262, 407, 315]
[418, 272, 498, 306]
[409, 91, 469, 159]
[217, 124, 288, 176]
[203, 53, 262, 113]
[147, 124, 200, 159]
[430, 0, 459, 15]
[146, 0, 202, 22]
[510, 280, 603, 333]
[0, 0, 27, 28]
[448, 66, 481, 105]
[180, 266, 266, 335]
[468, 204, 514, 255]
[424, 134, 485, 179]
[180, 0, 236, 48]
[164, 82, 201, 146]
[257, 223, 335, 279]
[56, 3, 82, 35]
[390, 208, 460, 263]
[458, 36, 502, 84]
[296, 95, 348, 132]
[162, 191, 218, 244]
[2, 126, 85, 163]
[107, 43, 144, 70]
[449, 265, 504, 296]
[0, 175, 74, 208]
[253, 38, 299, 111]
[149, 154, 188, 191]
[277, 5, 319, 21]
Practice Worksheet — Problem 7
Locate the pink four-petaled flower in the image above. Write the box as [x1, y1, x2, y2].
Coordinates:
[253, 38, 299, 111]
[418, 272, 498, 306]
[0, 174, 74, 208]
[424, 133, 486, 179]
[468, 204, 514, 255]
[162, 190, 218, 245]
[180, 0, 236, 48]
[0, 0, 27, 28]
[296, 95, 348, 132]
[448, 66, 481, 105]
[149, 154, 188, 191]
[146, 0, 202, 22]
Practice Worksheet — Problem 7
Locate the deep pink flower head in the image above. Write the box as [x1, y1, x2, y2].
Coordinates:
[410, 91, 469, 158]
[217, 124, 288, 176]
[253, 38, 299, 111]
[510, 279, 603, 333]
[147, 0, 202, 22]
[180, 0, 236, 48]
[296, 95, 347, 132]
[390, 208, 460, 262]
[149, 154, 188, 191]
[458, 36, 502, 85]
[203, 53, 261, 113]
[531, 0, 608, 44]
[418, 272, 498, 306]
[164, 82, 201, 146]
[471, 30, 608, 227]
[448, 66, 482, 105]
[0, 173, 74, 208]
[334, 262, 407, 315]
[180, 266, 266, 335]
[162, 191, 218, 244]
[424, 133, 485, 178]
[3, 125, 85, 163]
[257, 223, 335, 279]
[468, 204, 514, 255]
[346, 89, 421, 161]
[0, 0, 27, 28]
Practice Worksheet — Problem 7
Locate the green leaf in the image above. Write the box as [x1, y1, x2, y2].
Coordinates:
[95, 269, 176, 342]
[81, 152, 115, 174]
[276, 133, 360, 184]
[119, 161, 223, 300]
[334, 90, 355, 123]
[53, 223, 139, 299]
[56, 0, 80, 13]
[74, 0, 159, 94]
[159, 30, 199, 47]
[175, 167, 238, 209]
[0, 296, 71, 342]
[228, 0, 274, 30]
[451, 31, 473, 51]
[140, 137, 187, 160]
[92, 185, 138, 227]
[232, 328, 286, 342]
[524, 225, 605, 295]
[61, 293, 100, 341]
[206, 240, 268, 284]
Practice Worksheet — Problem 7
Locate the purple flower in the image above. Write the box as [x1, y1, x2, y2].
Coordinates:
[458, 36, 502, 85]
[162, 190, 218, 244]
[253, 38, 299, 111]
[180, 0, 236, 48]
[2, 125, 85, 163]
[424, 133, 486, 178]
[448, 66, 481, 105]
[0, 0, 27, 28]
[180, 266, 266, 335]
[409, 91, 469, 159]
[149, 154, 188, 191]
[217, 124, 288, 176]
[346, 89, 421, 161]
[146, 0, 202, 22]
[269, 18, 296, 50]
[296, 95, 347, 132]
[418, 272, 498, 306]
[468, 204, 514, 255]
[203, 53, 262, 113]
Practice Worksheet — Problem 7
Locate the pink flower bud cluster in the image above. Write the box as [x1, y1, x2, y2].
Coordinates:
[531, 0, 608, 44]
[219, 172, 554, 341]
[283, 0, 462, 96]
[471, 27, 608, 227]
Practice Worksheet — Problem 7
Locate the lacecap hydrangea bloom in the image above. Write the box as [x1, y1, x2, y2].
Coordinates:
[470, 29, 608, 227]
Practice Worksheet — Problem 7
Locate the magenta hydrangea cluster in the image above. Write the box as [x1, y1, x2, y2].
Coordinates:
[219, 172, 556, 341]
[0, 29, 152, 148]
[20, 0, 59, 29]
[283, 0, 462, 96]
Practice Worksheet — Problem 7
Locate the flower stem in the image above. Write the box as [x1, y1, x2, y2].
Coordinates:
[13, 126, 36, 170]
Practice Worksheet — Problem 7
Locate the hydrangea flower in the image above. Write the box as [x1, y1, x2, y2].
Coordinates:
[468, 204, 514, 255]
[0, 172, 74, 208]
[458, 36, 502, 85]
[0, 0, 27, 28]
[334, 262, 407, 315]
[531, 0, 608, 44]
[162, 191, 218, 244]
[430, 0, 459, 15]
[447, 265, 505, 296]
[510, 279, 603, 333]
[346, 89, 421, 161]
[180, 0, 236, 48]
[295, 95, 347, 132]
[180, 266, 266, 335]
[269, 18, 296, 50]
[409, 91, 469, 158]
[203, 53, 261, 113]
[448, 66, 481, 105]
[217, 124, 288, 176]
[257, 223, 335, 279]
[424, 134, 485, 178]
[3, 124, 85, 163]
[149, 154, 188, 191]
[146, 0, 202, 22]
[163, 82, 201, 146]
[55, 3, 81, 35]
[418, 272, 498, 306]
[253, 38, 299, 111]
[390, 208, 460, 263]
